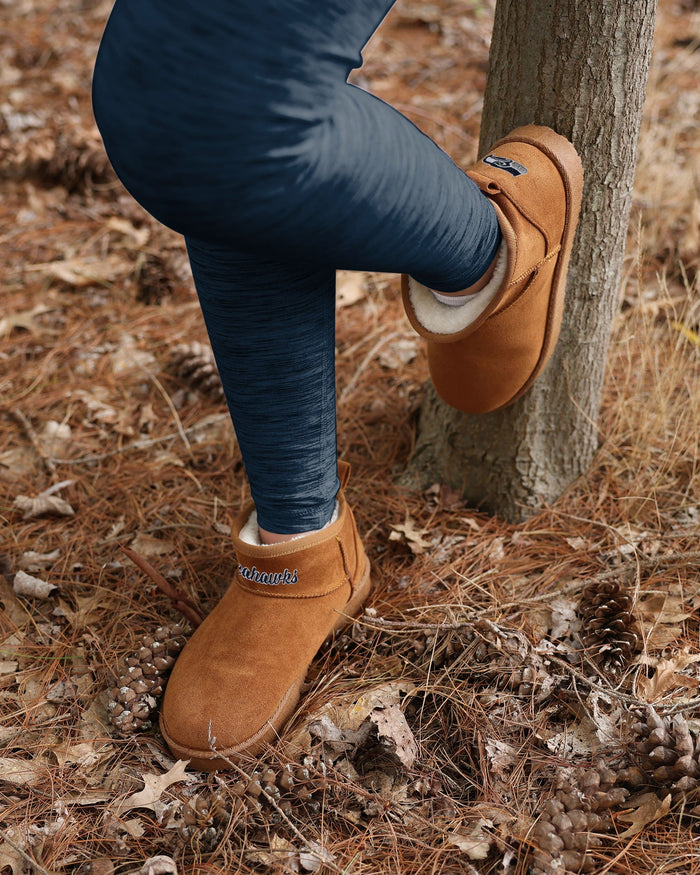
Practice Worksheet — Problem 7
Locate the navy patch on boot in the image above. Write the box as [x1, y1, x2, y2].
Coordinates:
[483, 154, 528, 176]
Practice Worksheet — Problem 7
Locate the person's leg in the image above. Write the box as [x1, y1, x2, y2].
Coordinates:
[92, 0, 501, 294]
[92, 0, 501, 539]
[184, 239, 338, 537]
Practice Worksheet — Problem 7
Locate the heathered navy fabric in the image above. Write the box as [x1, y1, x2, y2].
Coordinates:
[92, 0, 501, 532]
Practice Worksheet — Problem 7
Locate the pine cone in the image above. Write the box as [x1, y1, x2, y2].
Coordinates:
[107, 624, 186, 734]
[631, 706, 700, 804]
[578, 580, 639, 673]
[137, 254, 173, 305]
[169, 341, 224, 400]
[531, 763, 629, 874]
[180, 788, 239, 850]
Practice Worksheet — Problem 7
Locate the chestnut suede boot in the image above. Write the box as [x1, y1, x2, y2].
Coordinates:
[402, 125, 584, 414]
[160, 462, 371, 770]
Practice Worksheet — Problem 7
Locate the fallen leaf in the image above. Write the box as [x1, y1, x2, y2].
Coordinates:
[637, 651, 700, 702]
[617, 792, 671, 838]
[0, 836, 26, 875]
[369, 704, 418, 769]
[0, 659, 18, 675]
[113, 760, 191, 816]
[448, 819, 494, 860]
[0, 757, 48, 787]
[299, 842, 335, 873]
[545, 720, 600, 758]
[13, 570, 57, 599]
[637, 592, 692, 625]
[549, 596, 579, 639]
[106, 216, 150, 248]
[32, 254, 132, 288]
[247, 834, 299, 871]
[111, 335, 157, 375]
[378, 336, 418, 369]
[389, 516, 432, 555]
[37, 421, 72, 457]
[347, 680, 418, 729]
[336, 270, 367, 308]
[0, 303, 53, 337]
[18, 549, 61, 572]
[13, 494, 75, 520]
[124, 857, 179, 875]
[122, 818, 146, 839]
[129, 532, 176, 558]
[485, 739, 518, 777]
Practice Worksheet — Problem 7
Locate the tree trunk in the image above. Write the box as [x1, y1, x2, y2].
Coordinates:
[406, 0, 657, 521]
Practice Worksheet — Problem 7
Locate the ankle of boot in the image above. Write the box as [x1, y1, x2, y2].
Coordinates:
[406, 236, 509, 339]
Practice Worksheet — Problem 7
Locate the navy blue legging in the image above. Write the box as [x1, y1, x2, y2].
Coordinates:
[92, 0, 501, 533]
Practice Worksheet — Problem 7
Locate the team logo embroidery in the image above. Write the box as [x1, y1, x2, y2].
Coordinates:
[483, 154, 528, 177]
[238, 564, 298, 586]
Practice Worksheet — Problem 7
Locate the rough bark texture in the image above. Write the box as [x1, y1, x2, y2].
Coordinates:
[406, 0, 657, 521]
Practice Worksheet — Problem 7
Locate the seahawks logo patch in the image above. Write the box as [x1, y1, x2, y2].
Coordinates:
[483, 154, 528, 177]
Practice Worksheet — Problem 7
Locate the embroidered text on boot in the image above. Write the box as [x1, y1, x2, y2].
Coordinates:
[483, 154, 528, 177]
[238, 564, 299, 586]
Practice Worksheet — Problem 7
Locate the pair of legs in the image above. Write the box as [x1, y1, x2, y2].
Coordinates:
[92, 0, 502, 538]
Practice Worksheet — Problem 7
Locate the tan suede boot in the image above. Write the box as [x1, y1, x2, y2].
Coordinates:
[402, 125, 584, 414]
[159, 461, 370, 770]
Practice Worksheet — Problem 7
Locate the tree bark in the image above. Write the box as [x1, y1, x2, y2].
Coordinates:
[406, 0, 658, 521]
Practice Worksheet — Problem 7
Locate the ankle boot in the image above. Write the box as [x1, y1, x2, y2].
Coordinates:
[160, 461, 371, 770]
[402, 125, 584, 414]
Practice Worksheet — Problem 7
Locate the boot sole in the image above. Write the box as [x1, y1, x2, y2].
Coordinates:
[160, 558, 372, 770]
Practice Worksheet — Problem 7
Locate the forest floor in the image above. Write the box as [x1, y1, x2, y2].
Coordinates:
[1, 1, 699, 873]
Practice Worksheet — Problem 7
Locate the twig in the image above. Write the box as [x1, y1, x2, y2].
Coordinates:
[0, 826, 52, 875]
[121, 545, 204, 627]
[10, 408, 56, 475]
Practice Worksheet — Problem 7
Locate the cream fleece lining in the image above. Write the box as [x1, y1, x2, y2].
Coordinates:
[240, 502, 340, 547]
[408, 242, 508, 335]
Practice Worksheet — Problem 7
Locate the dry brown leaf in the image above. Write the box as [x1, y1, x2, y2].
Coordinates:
[13, 493, 75, 519]
[336, 270, 367, 308]
[637, 592, 693, 625]
[18, 549, 61, 572]
[247, 835, 299, 871]
[299, 844, 335, 873]
[346, 680, 418, 730]
[485, 739, 518, 776]
[124, 857, 178, 875]
[0, 660, 19, 675]
[32, 253, 132, 287]
[0, 303, 53, 337]
[447, 819, 494, 860]
[13, 570, 57, 599]
[617, 792, 672, 838]
[0, 836, 26, 875]
[0, 757, 48, 787]
[106, 216, 151, 248]
[637, 651, 700, 702]
[37, 421, 72, 457]
[378, 336, 418, 369]
[111, 334, 157, 375]
[369, 704, 418, 769]
[113, 760, 191, 816]
[389, 516, 433, 554]
[129, 532, 176, 558]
